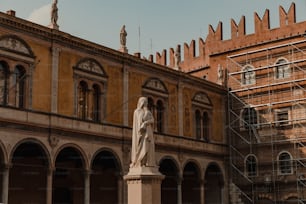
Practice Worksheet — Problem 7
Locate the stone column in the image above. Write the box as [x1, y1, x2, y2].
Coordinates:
[200, 179, 205, 204]
[46, 167, 53, 204]
[2, 164, 10, 204]
[84, 170, 90, 204]
[177, 176, 183, 204]
[118, 176, 123, 204]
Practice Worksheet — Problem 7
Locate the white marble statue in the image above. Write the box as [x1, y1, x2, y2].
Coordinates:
[130, 97, 155, 168]
[51, 0, 58, 26]
[120, 25, 127, 47]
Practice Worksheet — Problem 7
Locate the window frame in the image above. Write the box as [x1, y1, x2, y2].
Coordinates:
[240, 106, 259, 131]
[278, 151, 293, 175]
[142, 78, 169, 134]
[73, 58, 107, 122]
[192, 92, 212, 142]
[245, 154, 258, 177]
[274, 58, 290, 79]
[241, 65, 256, 86]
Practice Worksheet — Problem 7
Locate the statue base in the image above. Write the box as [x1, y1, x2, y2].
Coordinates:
[119, 46, 128, 53]
[49, 23, 59, 30]
[124, 166, 165, 204]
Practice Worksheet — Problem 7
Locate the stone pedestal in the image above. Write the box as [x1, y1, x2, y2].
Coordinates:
[119, 46, 128, 53]
[124, 166, 164, 204]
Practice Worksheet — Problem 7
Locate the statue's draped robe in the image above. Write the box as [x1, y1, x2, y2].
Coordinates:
[131, 104, 155, 167]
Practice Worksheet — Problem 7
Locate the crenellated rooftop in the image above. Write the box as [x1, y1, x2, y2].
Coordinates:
[151, 3, 306, 73]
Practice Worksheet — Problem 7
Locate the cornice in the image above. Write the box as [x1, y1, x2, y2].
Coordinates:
[0, 11, 226, 94]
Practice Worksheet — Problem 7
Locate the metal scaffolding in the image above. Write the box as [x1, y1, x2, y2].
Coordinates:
[227, 39, 306, 204]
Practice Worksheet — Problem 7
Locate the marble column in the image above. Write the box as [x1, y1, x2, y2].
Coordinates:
[84, 170, 90, 204]
[2, 164, 10, 204]
[46, 167, 53, 204]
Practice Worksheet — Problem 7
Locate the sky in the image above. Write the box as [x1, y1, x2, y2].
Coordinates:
[1, 1, 306, 58]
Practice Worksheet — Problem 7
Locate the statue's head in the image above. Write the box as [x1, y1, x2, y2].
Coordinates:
[137, 97, 148, 109]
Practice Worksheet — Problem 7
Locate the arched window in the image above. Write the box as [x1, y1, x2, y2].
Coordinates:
[156, 100, 164, 133]
[92, 84, 101, 122]
[192, 92, 212, 142]
[245, 154, 257, 177]
[242, 107, 258, 129]
[73, 58, 107, 121]
[195, 110, 201, 139]
[203, 112, 209, 142]
[0, 62, 8, 105]
[275, 58, 290, 79]
[242, 65, 255, 85]
[142, 78, 168, 134]
[78, 81, 88, 120]
[13, 65, 26, 108]
[278, 152, 292, 174]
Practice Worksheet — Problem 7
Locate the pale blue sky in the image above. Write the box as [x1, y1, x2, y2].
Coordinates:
[1, 1, 306, 58]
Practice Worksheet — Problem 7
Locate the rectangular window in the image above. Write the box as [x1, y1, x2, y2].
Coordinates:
[275, 108, 290, 127]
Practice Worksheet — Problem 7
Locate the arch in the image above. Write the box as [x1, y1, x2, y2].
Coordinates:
[9, 138, 51, 166]
[274, 57, 290, 79]
[182, 159, 202, 178]
[142, 77, 168, 94]
[277, 151, 293, 175]
[90, 148, 122, 204]
[204, 162, 224, 204]
[90, 147, 122, 172]
[241, 64, 255, 85]
[54, 143, 89, 169]
[240, 105, 259, 130]
[53, 144, 88, 204]
[182, 161, 201, 204]
[0, 35, 35, 57]
[9, 139, 50, 203]
[158, 156, 180, 172]
[244, 154, 258, 177]
[159, 156, 180, 204]
[75, 58, 107, 76]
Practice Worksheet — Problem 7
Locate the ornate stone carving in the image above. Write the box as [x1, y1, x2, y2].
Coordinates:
[144, 78, 167, 93]
[49, 135, 59, 148]
[76, 59, 105, 75]
[0, 37, 31, 55]
[193, 92, 211, 105]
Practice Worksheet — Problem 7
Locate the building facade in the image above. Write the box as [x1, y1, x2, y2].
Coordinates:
[0, 2, 305, 204]
[162, 3, 305, 204]
[0, 8, 227, 204]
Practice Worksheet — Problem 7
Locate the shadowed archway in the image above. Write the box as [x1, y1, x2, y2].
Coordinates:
[53, 147, 85, 204]
[91, 150, 121, 204]
[204, 163, 224, 204]
[159, 158, 179, 204]
[9, 141, 49, 204]
[182, 161, 201, 204]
